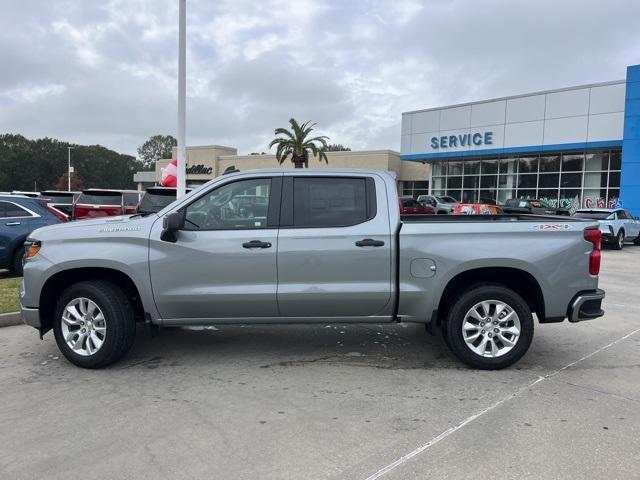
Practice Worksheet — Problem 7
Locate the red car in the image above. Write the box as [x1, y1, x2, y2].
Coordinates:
[399, 196, 435, 215]
[74, 189, 125, 220]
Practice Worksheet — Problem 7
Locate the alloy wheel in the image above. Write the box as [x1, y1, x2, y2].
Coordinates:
[60, 297, 107, 356]
[461, 300, 521, 358]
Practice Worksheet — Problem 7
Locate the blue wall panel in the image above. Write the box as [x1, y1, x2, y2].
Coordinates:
[621, 64, 640, 215]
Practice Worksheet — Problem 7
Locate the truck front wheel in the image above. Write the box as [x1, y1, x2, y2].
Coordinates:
[52, 280, 136, 369]
[444, 284, 534, 370]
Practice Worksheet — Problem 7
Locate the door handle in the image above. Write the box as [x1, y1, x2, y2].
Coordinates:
[355, 238, 385, 247]
[242, 240, 272, 249]
[5, 222, 21, 226]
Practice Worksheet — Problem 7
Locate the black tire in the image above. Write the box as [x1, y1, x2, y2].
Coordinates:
[444, 283, 534, 370]
[53, 280, 136, 369]
[634, 236, 640, 246]
[612, 230, 624, 250]
[11, 248, 24, 276]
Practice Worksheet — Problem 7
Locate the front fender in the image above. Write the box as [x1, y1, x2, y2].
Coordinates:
[21, 235, 159, 322]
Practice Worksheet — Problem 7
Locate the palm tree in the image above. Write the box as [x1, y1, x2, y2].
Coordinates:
[269, 118, 329, 168]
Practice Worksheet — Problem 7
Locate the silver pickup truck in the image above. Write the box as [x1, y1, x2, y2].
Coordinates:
[20, 169, 605, 370]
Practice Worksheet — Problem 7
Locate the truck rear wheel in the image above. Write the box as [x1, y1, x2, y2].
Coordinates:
[53, 280, 136, 369]
[444, 284, 534, 370]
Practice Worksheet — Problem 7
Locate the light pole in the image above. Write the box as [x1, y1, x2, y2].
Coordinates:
[67, 146, 74, 192]
[176, 0, 187, 198]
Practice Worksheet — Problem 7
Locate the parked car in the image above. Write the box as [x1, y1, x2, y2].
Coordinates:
[503, 198, 570, 216]
[21, 169, 605, 370]
[39, 191, 79, 218]
[0, 195, 68, 275]
[417, 195, 460, 214]
[74, 189, 125, 220]
[123, 191, 143, 215]
[573, 208, 640, 250]
[453, 203, 503, 215]
[137, 187, 192, 215]
[399, 196, 435, 215]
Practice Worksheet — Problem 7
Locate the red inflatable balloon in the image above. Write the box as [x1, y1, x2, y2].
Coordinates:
[161, 158, 177, 187]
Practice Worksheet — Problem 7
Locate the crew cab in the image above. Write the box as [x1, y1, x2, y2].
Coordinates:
[20, 169, 605, 370]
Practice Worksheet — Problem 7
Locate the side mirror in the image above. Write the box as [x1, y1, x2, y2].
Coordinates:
[161, 210, 185, 243]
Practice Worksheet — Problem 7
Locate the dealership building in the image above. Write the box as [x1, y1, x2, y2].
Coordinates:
[401, 64, 640, 214]
[136, 147, 430, 197]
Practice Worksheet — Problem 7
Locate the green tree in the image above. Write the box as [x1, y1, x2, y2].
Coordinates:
[54, 172, 85, 191]
[137, 134, 177, 170]
[0, 134, 142, 191]
[322, 143, 351, 152]
[268, 119, 329, 168]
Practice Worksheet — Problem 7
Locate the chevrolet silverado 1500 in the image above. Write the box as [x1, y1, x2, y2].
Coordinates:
[20, 169, 605, 369]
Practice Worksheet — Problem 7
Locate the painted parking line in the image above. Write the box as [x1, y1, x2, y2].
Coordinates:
[363, 327, 640, 480]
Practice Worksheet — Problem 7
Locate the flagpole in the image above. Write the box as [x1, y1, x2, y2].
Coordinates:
[176, 0, 187, 198]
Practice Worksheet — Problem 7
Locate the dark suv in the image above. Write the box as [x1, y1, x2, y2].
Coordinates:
[0, 195, 67, 274]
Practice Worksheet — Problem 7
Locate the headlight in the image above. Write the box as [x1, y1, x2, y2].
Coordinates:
[25, 240, 41, 258]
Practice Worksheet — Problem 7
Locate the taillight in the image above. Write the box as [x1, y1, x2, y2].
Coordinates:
[584, 227, 601, 275]
[45, 204, 70, 222]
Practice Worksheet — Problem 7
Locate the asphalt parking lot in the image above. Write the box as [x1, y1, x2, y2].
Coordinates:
[1, 248, 639, 480]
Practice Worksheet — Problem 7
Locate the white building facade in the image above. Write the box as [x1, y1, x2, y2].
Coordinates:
[401, 64, 640, 214]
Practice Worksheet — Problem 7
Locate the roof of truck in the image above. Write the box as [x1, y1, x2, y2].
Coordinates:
[223, 168, 397, 178]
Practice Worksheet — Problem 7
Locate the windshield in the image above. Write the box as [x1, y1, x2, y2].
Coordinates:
[77, 192, 122, 206]
[41, 193, 74, 204]
[574, 211, 614, 220]
[437, 196, 458, 204]
[138, 191, 177, 213]
[123, 192, 141, 207]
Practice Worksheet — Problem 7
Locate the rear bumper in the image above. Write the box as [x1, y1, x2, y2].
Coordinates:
[21, 306, 41, 329]
[568, 289, 605, 323]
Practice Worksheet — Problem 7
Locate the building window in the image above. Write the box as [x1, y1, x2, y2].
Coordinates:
[427, 149, 621, 210]
[401, 181, 429, 198]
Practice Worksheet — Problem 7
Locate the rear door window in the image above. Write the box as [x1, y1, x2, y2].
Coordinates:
[292, 177, 370, 227]
[77, 193, 122, 205]
[0, 201, 33, 218]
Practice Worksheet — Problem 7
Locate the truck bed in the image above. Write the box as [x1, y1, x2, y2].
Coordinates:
[401, 214, 589, 223]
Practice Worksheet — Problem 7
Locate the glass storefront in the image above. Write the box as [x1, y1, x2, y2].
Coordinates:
[430, 149, 621, 211]
[402, 180, 429, 198]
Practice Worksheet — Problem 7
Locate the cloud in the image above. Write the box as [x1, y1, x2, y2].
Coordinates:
[1, 0, 640, 157]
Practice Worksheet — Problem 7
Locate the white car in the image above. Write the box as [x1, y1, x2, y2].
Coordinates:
[574, 208, 640, 250]
[417, 195, 459, 214]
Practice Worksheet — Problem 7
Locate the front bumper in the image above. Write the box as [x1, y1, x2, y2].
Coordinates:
[21, 306, 41, 329]
[568, 289, 605, 323]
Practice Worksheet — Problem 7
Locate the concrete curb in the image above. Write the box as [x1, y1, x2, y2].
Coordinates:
[0, 312, 22, 328]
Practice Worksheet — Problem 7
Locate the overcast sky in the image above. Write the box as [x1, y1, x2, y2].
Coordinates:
[1, 0, 639, 157]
